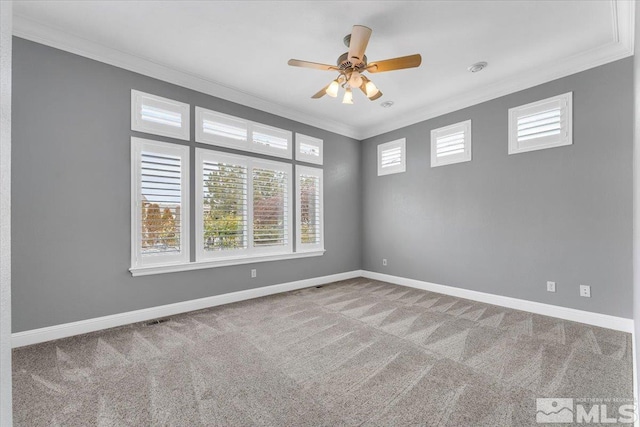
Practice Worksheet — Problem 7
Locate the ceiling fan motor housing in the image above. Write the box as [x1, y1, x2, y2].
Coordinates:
[337, 52, 367, 71]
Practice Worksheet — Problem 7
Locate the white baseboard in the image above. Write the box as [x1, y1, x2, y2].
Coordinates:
[12, 270, 362, 348]
[361, 271, 634, 333]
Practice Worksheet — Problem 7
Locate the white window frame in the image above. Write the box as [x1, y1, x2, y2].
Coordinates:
[296, 165, 324, 252]
[295, 133, 324, 165]
[131, 137, 190, 269]
[508, 92, 572, 155]
[196, 148, 293, 263]
[131, 90, 190, 141]
[377, 138, 406, 176]
[430, 120, 472, 167]
[195, 106, 292, 159]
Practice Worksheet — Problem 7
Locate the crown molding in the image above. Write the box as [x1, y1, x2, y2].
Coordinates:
[12, 0, 635, 142]
[12, 15, 361, 140]
[359, 0, 635, 140]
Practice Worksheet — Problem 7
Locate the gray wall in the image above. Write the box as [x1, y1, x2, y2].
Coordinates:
[11, 38, 362, 332]
[361, 58, 633, 318]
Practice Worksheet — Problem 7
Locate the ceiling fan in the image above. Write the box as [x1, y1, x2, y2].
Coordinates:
[288, 25, 422, 104]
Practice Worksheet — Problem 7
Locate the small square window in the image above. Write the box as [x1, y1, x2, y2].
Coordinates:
[431, 120, 472, 167]
[377, 138, 406, 176]
[131, 90, 190, 141]
[508, 92, 572, 155]
[295, 133, 323, 165]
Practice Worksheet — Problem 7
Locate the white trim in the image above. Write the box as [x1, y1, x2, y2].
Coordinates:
[0, 1, 11, 424]
[11, 270, 361, 348]
[508, 92, 573, 155]
[633, 332, 639, 427]
[361, 271, 634, 332]
[131, 249, 325, 277]
[377, 138, 406, 176]
[295, 133, 323, 165]
[13, 1, 633, 141]
[131, 90, 190, 141]
[296, 165, 324, 252]
[12, 15, 359, 140]
[131, 137, 190, 269]
[430, 119, 472, 167]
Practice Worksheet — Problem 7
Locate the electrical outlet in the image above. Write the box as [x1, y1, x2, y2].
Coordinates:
[579, 285, 591, 298]
[251, 269, 257, 278]
[382, 259, 387, 266]
[546, 281, 556, 293]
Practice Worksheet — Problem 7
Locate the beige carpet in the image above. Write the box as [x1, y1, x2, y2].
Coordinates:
[12, 278, 633, 426]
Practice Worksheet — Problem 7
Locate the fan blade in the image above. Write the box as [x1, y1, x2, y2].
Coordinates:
[367, 54, 422, 73]
[348, 25, 372, 65]
[311, 82, 331, 99]
[288, 59, 339, 71]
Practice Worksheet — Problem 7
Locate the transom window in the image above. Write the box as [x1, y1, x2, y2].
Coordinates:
[508, 92, 572, 154]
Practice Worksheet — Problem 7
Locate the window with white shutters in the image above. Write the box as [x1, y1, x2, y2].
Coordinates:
[508, 92, 572, 154]
[431, 120, 472, 167]
[196, 150, 248, 259]
[297, 166, 323, 251]
[377, 138, 406, 176]
[195, 149, 292, 261]
[252, 162, 291, 251]
[131, 90, 190, 141]
[196, 107, 292, 159]
[295, 133, 323, 165]
[131, 137, 190, 268]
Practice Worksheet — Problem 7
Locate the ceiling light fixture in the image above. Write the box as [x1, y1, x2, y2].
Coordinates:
[348, 71, 363, 88]
[325, 79, 340, 97]
[467, 61, 488, 73]
[365, 80, 379, 98]
[342, 87, 354, 104]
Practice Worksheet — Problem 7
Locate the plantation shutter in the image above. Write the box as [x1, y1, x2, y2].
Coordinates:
[295, 133, 323, 165]
[253, 165, 289, 248]
[377, 139, 406, 176]
[508, 92, 572, 154]
[201, 157, 248, 252]
[132, 138, 189, 268]
[430, 120, 472, 167]
[141, 152, 182, 254]
[251, 124, 292, 158]
[297, 166, 323, 251]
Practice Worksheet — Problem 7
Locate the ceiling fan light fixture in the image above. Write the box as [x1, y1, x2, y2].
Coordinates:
[365, 80, 379, 98]
[326, 79, 340, 97]
[348, 71, 363, 88]
[342, 88, 354, 104]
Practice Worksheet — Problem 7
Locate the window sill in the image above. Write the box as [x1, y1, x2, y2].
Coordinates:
[130, 249, 325, 277]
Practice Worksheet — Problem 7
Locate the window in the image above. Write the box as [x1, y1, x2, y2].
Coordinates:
[196, 149, 293, 262]
[195, 107, 292, 159]
[430, 120, 472, 167]
[295, 133, 323, 165]
[296, 166, 323, 252]
[131, 90, 190, 141]
[131, 137, 190, 268]
[377, 138, 406, 176]
[508, 92, 572, 155]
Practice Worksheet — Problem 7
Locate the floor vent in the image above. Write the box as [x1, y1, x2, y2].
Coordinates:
[144, 318, 170, 326]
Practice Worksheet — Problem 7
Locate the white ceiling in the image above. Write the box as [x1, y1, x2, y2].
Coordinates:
[13, 1, 634, 140]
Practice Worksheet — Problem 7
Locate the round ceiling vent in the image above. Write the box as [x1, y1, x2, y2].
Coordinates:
[467, 61, 488, 73]
[380, 101, 394, 108]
